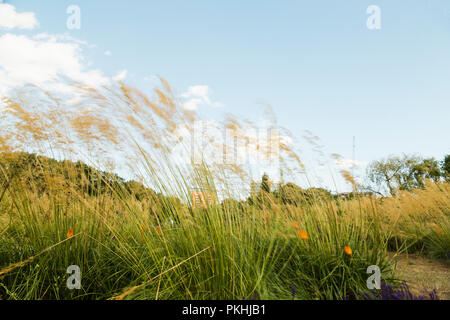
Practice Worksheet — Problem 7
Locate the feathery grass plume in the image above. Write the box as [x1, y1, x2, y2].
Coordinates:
[109, 246, 211, 300]
[1, 78, 447, 300]
[0, 234, 79, 279]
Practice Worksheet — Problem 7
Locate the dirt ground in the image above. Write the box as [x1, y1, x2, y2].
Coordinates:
[389, 252, 450, 300]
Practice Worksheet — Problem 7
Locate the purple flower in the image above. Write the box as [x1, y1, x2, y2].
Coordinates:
[290, 284, 296, 300]
[344, 280, 440, 300]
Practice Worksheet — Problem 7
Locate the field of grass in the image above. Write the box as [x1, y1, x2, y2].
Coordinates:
[0, 154, 448, 300]
[0, 83, 448, 300]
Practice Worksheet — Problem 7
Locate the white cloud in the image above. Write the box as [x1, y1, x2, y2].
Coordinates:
[181, 98, 203, 111]
[112, 70, 127, 81]
[33, 33, 87, 45]
[180, 85, 223, 111]
[0, 4, 135, 102]
[0, 33, 109, 98]
[181, 85, 211, 103]
[104, 50, 112, 56]
[0, 3, 39, 30]
[334, 159, 367, 169]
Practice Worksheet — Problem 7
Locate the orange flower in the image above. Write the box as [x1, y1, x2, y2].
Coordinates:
[156, 226, 162, 234]
[291, 221, 299, 230]
[298, 230, 308, 240]
[344, 246, 352, 256]
[67, 227, 74, 238]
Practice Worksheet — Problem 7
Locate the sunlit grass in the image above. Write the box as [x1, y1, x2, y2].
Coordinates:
[0, 80, 448, 300]
[0, 156, 398, 300]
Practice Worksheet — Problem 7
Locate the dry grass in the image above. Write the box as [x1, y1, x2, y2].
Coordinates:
[0, 80, 448, 300]
[390, 252, 450, 299]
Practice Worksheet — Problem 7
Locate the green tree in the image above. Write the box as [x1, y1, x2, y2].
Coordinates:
[411, 158, 442, 187]
[261, 173, 271, 193]
[0, 151, 156, 198]
[275, 182, 333, 206]
[367, 154, 443, 196]
[276, 182, 304, 205]
[442, 154, 450, 181]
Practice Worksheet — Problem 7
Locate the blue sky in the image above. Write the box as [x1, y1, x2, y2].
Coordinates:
[1, 0, 449, 191]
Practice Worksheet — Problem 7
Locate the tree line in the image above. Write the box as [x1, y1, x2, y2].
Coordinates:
[242, 153, 450, 207]
[1, 152, 448, 210]
[366, 154, 449, 196]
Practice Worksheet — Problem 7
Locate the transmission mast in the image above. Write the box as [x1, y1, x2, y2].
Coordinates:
[352, 136, 356, 192]
[352, 136, 356, 177]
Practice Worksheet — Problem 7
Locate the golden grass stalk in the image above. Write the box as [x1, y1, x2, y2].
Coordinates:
[108, 246, 211, 300]
[0, 232, 81, 279]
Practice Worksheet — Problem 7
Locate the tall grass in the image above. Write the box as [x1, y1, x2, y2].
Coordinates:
[0, 80, 447, 300]
[379, 182, 450, 259]
[0, 151, 399, 300]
